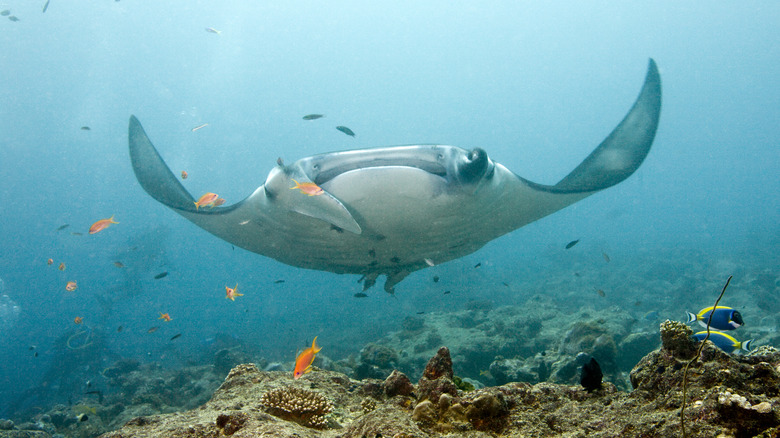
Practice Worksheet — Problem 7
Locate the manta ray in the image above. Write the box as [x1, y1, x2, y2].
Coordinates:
[129, 59, 661, 293]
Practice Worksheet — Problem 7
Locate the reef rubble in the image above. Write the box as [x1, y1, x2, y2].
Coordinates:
[2, 321, 779, 437]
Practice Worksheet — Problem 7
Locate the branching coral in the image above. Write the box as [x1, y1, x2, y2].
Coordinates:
[260, 386, 333, 429]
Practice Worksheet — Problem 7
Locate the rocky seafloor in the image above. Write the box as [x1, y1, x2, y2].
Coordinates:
[3, 320, 779, 438]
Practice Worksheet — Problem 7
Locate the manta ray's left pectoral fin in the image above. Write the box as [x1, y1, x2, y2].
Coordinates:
[288, 186, 362, 234]
[554, 58, 662, 193]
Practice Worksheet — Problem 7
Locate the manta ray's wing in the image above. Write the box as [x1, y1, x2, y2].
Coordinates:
[129, 116, 360, 257]
[553, 58, 661, 192]
[487, 58, 662, 234]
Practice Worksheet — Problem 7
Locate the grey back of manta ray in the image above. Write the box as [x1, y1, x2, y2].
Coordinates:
[129, 59, 661, 293]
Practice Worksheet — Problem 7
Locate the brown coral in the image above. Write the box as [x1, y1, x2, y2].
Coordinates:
[383, 369, 414, 397]
[215, 412, 247, 435]
[260, 386, 333, 429]
[423, 346, 454, 380]
[659, 319, 697, 358]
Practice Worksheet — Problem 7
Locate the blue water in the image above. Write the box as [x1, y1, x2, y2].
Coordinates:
[0, 1, 777, 419]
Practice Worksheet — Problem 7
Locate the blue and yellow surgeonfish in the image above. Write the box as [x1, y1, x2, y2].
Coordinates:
[692, 330, 753, 354]
[685, 306, 743, 331]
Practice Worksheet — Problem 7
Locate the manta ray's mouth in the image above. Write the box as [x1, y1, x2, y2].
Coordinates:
[300, 146, 452, 185]
[312, 160, 448, 185]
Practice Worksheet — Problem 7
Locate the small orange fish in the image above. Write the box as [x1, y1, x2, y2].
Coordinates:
[194, 192, 219, 210]
[74, 316, 83, 324]
[290, 179, 324, 196]
[158, 312, 172, 322]
[293, 336, 321, 379]
[89, 215, 119, 234]
[213, 198, 226, 207]
[225, 284, 243, 301]
[58, 262, 66, 271]
[181, 170, 188, 180]
[47, 258, 54, 265]
[65, 281, 77, 291]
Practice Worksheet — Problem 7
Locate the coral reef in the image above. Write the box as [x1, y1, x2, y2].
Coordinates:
[68, 337, 778, 437]
[260, 386, 333, 429]
[359, 298, 658, 391]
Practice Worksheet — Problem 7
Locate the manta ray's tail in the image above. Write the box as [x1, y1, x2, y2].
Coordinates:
[128, 116, 197, 211]
[554, 58, 662, 192]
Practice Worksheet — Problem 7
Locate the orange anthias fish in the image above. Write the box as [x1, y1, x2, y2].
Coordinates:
[65, 281, 77, 291]
[225, 284, 243, 301]
[290, 179, 324, 196]
[194, 192, 219, 210]
[293, 336, 321, 379]
[158, 312, 172, 322]
[89, 215, 119, 234]
[58, 262, 66, 271]
[181, 170, 188, 180]
[74, 316, 83, 324]
[213, 198, 226, 207]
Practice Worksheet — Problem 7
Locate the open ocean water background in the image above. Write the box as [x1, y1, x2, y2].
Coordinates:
[0, 1, 777, 418]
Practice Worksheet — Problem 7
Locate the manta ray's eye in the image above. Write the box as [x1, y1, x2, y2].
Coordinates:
[457, 148, 490, 184]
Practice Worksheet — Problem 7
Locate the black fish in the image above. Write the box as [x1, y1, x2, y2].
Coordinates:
[170, 333, 182, 341]
[443, 290, 451, 295]
[8, 15, 19, 22]
[273, 279, 285, 284]
[473, 262, 481, 269]
[432, 275, 439, 283]
[42, 0, 50, 13]
[354, 292, 368, 298]
[302, 114, 324, 120]
[57, 224, 70, 231]
[80, 126, 91, 131]
[117, 325, 123, 332]
[565, 239, 580, 249]
[580, 358, 603, 393]
[34, 352, 38, 357]
[71, 232, 83, 236]
[416, 311, 425, 315]
[336, 126, 355, 137]
[0, 10, 10, 16]
[154, 271, 168, 279]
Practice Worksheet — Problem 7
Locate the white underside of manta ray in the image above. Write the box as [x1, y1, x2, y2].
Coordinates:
[128, 59, 661, 293]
